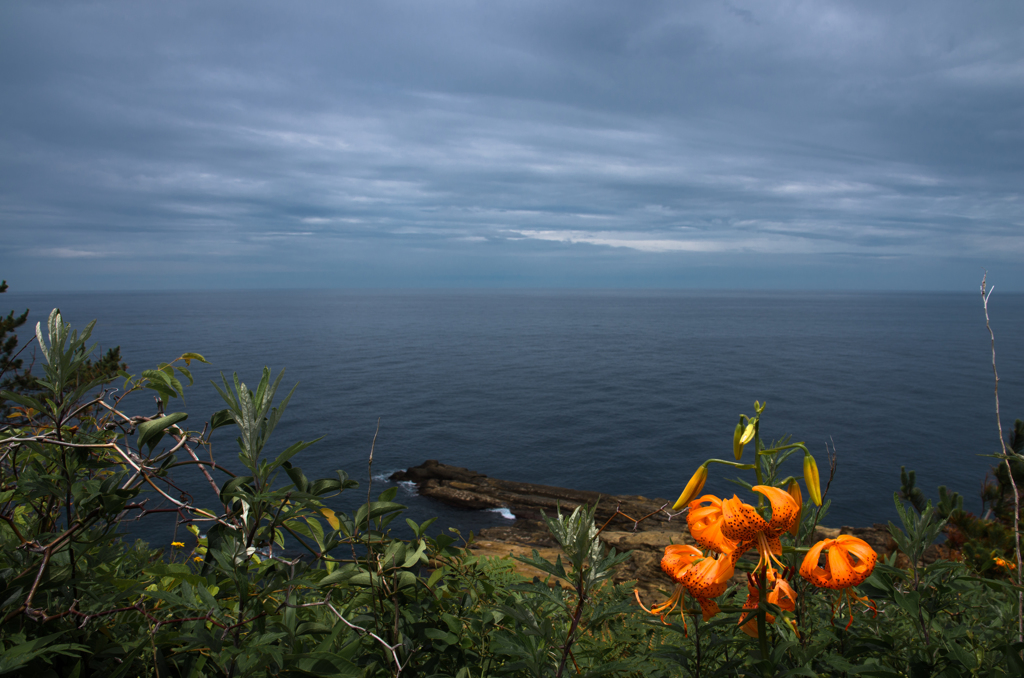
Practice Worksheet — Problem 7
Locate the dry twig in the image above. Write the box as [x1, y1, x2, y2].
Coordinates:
[981, 274, 1022, 644]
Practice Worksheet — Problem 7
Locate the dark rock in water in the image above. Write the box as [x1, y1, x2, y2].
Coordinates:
[391, 459, 677, 531]
[394, 461, 914, 600]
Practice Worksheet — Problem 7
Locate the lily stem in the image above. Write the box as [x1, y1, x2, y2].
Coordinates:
[757, 566, 770, 673]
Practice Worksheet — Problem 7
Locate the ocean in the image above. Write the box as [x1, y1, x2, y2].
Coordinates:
[5, 289, 1024, 542]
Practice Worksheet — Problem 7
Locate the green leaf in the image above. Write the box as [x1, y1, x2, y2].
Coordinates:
[944, 641, 977, 670]
[319, 567, 358, 587]
[137, 412, 188, 450]
[402, 541, 428, 569]
[424, 627, 458, 646]
[0, 631, 89, 674]
[285, 465, 310, 493]
[0, 390, 47, 417]
[394, 570, 416, 589]
[271, 439, 320, 471]
[210, 408, 234, 430]
[219, 475, 254, 501]
[142, 369, 184, 401]
[353, 501, 406, 527]
[893, 589, 920, 617]
[310, 477, 344, 496]
[175, 365, 194, 386]
[348, 571, 382, 587]
[426, 567, 446, 589]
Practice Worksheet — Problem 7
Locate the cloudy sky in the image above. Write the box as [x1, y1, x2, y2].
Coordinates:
[2, 1, 1022, 290]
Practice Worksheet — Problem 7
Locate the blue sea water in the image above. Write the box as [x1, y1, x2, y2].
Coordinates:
[6, 289, 1024, 541]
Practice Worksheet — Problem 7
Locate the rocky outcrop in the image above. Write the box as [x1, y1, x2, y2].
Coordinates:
[392, 461, 905, 599]
[392, 459, 676, 530]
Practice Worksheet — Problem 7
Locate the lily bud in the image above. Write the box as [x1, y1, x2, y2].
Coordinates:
[739, 422, 756, 446]
[733, 422, 745, 460]
[672, 464, 709, 510]
[804, 455, 822, 506]
[787, 480, 803, 537]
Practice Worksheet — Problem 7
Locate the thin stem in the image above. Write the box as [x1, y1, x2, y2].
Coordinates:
[754, 432, 765, 488]
[981, 274, 1022, 644]
[556, 576, 587, 678]
[757, 567, 770, 671]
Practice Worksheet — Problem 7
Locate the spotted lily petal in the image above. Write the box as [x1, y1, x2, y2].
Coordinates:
[680, 553, 734, 600]
[768, 570, 798, 613]
[661, 544, 703, 582]
[752, 485, 800, 536]
[687, 495, 739, 553]
[720, 495, 770, 542]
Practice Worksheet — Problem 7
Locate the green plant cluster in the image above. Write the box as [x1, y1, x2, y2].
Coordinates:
[0, 305, 1022, 677]
[899, 457, 1021, 580]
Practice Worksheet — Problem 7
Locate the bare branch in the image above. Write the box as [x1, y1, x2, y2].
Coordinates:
[981, 273, 1022, 644]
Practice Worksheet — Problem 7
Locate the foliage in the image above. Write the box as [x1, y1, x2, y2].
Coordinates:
[982, 419, 1024, 526]
[1, 307, 1022, 677]
[899, 425, 1024, 579]
[0, 280, 32, 418]
[0, 282, 126, 420]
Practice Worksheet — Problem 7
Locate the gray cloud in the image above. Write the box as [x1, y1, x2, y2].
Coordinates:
[1, 0, 1022, 289]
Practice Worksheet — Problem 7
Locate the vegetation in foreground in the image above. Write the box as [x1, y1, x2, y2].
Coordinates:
[1, 286, 1022, 677]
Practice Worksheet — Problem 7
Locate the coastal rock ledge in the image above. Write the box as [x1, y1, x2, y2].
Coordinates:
[391, 460, 916, 599]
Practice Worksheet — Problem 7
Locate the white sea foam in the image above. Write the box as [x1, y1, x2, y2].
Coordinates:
[485, 507, 516, 520]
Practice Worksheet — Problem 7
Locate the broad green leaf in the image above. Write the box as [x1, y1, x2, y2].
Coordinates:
[353, 501, 406, 527]
[210, 408, 234, 430]
[137, 412, 188, 450]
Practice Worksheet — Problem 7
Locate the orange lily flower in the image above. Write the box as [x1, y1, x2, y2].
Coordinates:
[994, 556, 1016, 571]
[800, 535, 878, 628]
[636, 545, 734, 625]
[721, 485, 800, 572]
[799, 535, 877, 590]
[679, 551, 735, 620]
[635, 544, 703, 623]
[738, 570, 798, 637]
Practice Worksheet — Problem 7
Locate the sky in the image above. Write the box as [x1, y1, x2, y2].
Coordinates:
[1, 1, 1022, 291]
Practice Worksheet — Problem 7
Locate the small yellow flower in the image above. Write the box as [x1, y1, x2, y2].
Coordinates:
[995, 557, 1017, 571]
[193, 556, 204, 563]
[171, 541, 185, 548]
